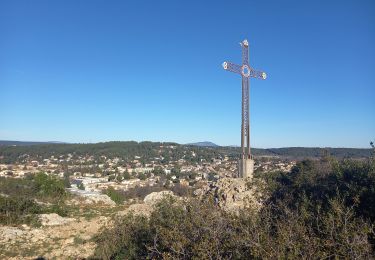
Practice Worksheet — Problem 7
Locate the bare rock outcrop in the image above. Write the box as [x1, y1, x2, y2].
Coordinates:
[39, 213, 75, 226]
[0, 226, 25, 243]
[117, 191, 177, 218]
[82, 194, 116, 206]
[199, 177, 263, 212]
[143, 190, 176, 206]
[1, 216, 106, 259]
[70, 189, 116, 207]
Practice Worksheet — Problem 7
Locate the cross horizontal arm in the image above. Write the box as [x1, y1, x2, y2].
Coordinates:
[222, 61, 242, 75]
[250, 68, 267, 80]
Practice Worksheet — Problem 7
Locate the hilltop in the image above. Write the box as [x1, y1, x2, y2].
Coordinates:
[0, 140, 374, 258]
[0, 141, 372, 165]
[186, 141, 219, 147]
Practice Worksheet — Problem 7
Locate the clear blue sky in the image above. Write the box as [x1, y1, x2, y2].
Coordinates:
[0, 0, 374, 148]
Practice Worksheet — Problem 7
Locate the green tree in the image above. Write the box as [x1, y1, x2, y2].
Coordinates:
[123, 170, 131, 180]
[33, 172, 66, 200]
[116, 173, 123, 183]
[104, 187, 125, 205]
[78, 182, 85, 190]
[138, 172, 146, 180]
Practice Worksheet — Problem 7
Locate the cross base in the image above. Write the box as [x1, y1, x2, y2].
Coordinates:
[238, 158, 254, 179]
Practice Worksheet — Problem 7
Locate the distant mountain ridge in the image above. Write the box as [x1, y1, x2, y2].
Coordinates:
[0, 140, 67, 146]
[186, 141, 219, 147]
[0, 140, 372, 159]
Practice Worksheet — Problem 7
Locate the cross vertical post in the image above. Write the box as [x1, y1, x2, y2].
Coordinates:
[222, 39, 267, 178]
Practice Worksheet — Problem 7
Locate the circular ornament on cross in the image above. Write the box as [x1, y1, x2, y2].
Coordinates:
[241, 65, 250, 78]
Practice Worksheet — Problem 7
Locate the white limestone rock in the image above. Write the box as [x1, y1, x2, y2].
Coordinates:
[39, 213, 75, 226]
[143, 190, 176, 206]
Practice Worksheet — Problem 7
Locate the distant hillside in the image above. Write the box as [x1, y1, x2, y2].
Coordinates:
[252, 147, 372, 159]
[0, 140, 66, 146]
[0, 141, 372, 164]
[271, 147, 371, 158]
[187, 141, 219, 147]
[215, 146, 372, 159]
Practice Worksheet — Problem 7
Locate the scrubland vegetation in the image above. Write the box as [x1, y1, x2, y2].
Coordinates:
[94, 157, 375, 259]
[1, 146, 374, 259]
[0, 172, 68, 226]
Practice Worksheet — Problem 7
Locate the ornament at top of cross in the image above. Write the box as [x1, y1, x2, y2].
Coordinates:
[222, 39, 267, 80]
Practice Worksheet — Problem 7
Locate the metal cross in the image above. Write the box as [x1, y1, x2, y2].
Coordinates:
[222, 39, 266, 161]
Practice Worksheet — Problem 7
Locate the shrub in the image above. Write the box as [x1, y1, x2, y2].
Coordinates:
[94, 196, 374, 259]
[0, 176, 34, 198]
[118, 185, 165, 201]
[0, 196, 41, 226]
[78, 182, 85, 190]
[95, 213, 151, 259]
[104, 187, 125, 204]
[33, 172, 66, 200]
[0, 173, 70, 226]
[267, 158, 375, 221]
[94, 159, 375, 259]
[44, 203, 69, 217]
[138, 172, 146, 180]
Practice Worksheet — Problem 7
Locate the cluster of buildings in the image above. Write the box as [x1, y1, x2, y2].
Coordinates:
[0, 146, 296, 194]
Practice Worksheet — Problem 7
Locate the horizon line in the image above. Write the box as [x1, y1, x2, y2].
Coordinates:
[0, 139, 372, 150]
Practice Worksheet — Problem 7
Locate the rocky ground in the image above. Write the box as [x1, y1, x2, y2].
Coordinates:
[195, 177, 264, 212]
[0, 191, 178, 259]
[0, 178, 263, 259]
[0, 206, 118, 259]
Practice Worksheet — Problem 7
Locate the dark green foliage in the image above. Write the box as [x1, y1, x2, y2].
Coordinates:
[95, 214, 151, 259]
[138, 172, 146, 180]
[0, 176, 35, 198]
[44, 203, 69, 217]
[95, 196, 373, 259]
[0, 196, 42, 226]
[63, 176, 71, 188]
[33, 172, 66, 200]
[265, 147, 372, 159]
[115, 173, 123, 183]
[171, 167, 181, 176]
[78, 182, 85, 190]
[0, 141, 371, 165]
[123, 170, 131, 180]
[104, 187, 125, 204]
[267, 158, 375, 221]
[0, 173, 67, 201]
[94, 159, 375, 259]
[0, 173, 68, 225]
[113, 185, 165, 201]
[152, 166, 164, 175]
[0, 141, 180, 164]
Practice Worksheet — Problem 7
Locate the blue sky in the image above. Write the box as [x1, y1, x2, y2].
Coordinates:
[0, 0, 374, 148]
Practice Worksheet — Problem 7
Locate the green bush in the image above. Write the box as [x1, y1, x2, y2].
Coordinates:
[94, 196, 374, 259]
[0, 176, 35, 198]
[267, 158, 375, 221]
[0, 196, 41, 226]
[104, 187, 125, 204]
[44, 203, 69, 217]
[95, 213, 151, 259]
[78, 182, 85, 190]
[33, 172, 66, 200]
[94, 159, 375, 259]
[0, 173, 69, 226]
